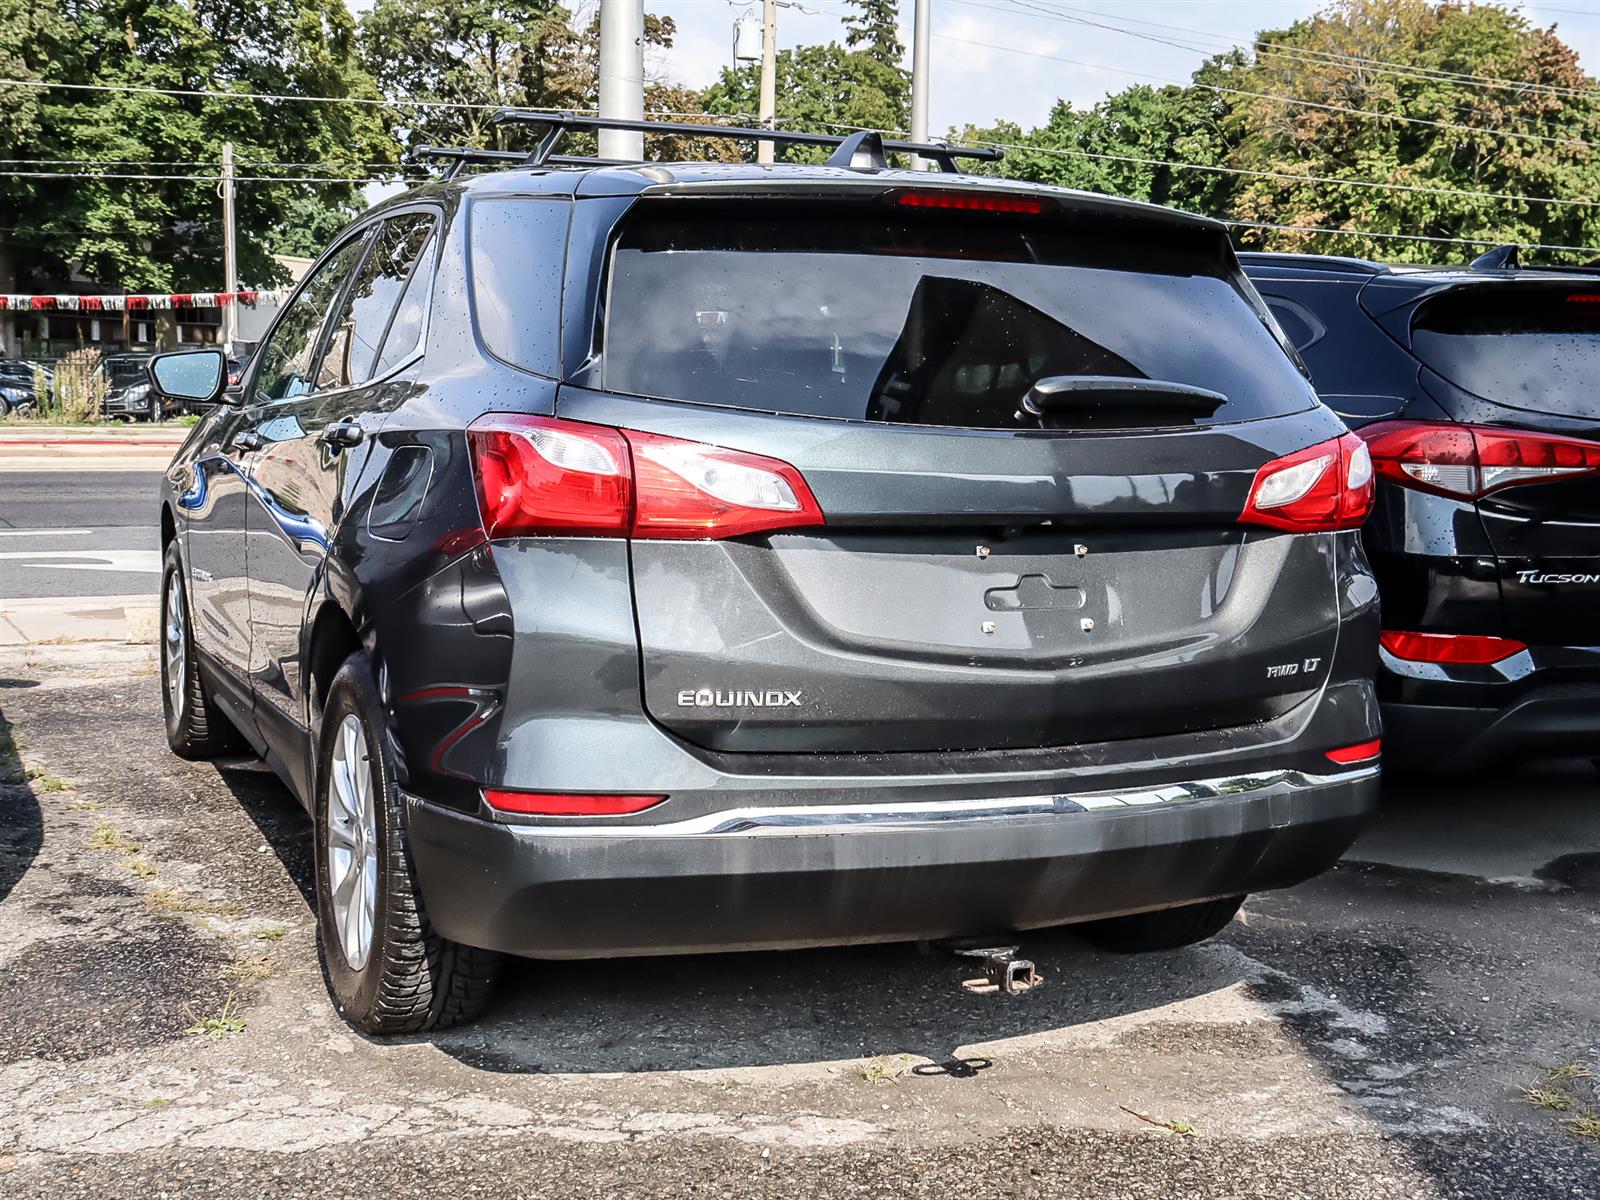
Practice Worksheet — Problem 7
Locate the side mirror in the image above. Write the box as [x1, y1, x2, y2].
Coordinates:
[149, 349, 230, 406]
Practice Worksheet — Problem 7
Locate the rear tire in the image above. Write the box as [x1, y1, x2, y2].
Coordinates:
[1078, 896, 1245, 953]
[161, 541, 243, 759]
[314, 650, 500, 1033]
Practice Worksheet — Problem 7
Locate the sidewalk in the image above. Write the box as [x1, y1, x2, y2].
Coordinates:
[0, 593, 158, 645]
[0, 424, 186, 471]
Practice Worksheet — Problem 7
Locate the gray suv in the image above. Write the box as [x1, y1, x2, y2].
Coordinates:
[149, 117, 1382, 1032]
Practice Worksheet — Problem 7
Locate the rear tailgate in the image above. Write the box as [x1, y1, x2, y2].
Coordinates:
[576, 191, 1348, 754]
[1408, 283, 1600, 645]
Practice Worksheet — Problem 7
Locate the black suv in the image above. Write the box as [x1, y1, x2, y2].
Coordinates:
[150, 117, 1380, 1032]
[1245, 250, 1600, 769]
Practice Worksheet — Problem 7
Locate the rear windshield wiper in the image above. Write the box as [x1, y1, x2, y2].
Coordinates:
[1019, 375, 1227, 428]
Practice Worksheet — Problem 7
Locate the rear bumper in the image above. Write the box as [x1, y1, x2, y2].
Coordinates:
[1379, 645, 1600, 769]
[406, 764, 1378, 959]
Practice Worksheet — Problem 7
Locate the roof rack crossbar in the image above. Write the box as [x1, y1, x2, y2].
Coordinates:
[489, 110, 1001, 171]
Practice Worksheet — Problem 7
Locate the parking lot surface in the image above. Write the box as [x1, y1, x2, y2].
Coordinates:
[0, 642, 1596, 1198]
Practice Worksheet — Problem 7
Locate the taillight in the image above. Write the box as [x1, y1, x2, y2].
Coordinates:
[1239, 432, 1374, 532]
[895, 190, 1046, 214]
[1359, 421, 1600, 501]
[466, 414, 824, 541]
[1325, 738, 1381, 764]
[1379, 630, 1527, 665]
[483, 790, 666, 816]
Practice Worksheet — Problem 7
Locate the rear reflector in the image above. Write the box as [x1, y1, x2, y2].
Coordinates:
[1239, 432, 1374, 532]
[896, 190, 1045, 214]
[1379, 630, 1527, 665]
[483, 790, 666, 817]
[1325, 738, 1382, 764]
[467, 414, 824, 541]
[1358, 420, 1600, 501]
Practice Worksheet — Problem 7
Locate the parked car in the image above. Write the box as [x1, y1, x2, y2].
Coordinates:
[1244, 249, 1600, 769]
[151, 121, 1381, 1033]
[102, 352, 160, 420]
[0, 359, 42, 416]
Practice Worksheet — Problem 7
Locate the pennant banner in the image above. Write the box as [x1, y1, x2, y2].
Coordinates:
[0, 290, 262, 313]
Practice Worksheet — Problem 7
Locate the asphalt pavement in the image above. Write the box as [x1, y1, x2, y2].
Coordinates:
[0, 469, 164, 599]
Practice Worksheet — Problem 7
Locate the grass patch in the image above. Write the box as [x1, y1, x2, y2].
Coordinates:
[226, 955, 279, 983]
[145, 1097, 173, 1109]
[145, 886, 244, 918]
[66, 799, 103, 812]
[1523, 1086, 1573, 1112]
[90, 821, 138, 853]
[24, 767, 70, 793]
[124, 857, 158, 880]
[861, 1054, 913, 1084]
[184, 997, 246, 1039]
[1561, 1111, 1600, 1143]
[0, 723, 22, 783]
[1545, 1061, 1596, 1083]
[254, 924, 289, 942]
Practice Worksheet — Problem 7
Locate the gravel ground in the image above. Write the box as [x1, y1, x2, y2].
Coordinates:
[1, 643, 1596, 1198]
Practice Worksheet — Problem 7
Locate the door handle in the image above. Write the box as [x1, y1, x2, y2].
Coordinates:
[319, 421, 364, 450]
[228, 429, 264, 454]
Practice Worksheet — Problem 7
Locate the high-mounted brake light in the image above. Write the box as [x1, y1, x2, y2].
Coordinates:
[1565, 294, 1600, 304]
[1239, 432, 1374, 532]
[896, 190, 1045, 215]
[1358, 421, 1600, 501]
[1379, 630, 1527, 665]
[466, 414, 825, 541]
[1325, 738, 1382, 765]
[483, 790, 666, 817]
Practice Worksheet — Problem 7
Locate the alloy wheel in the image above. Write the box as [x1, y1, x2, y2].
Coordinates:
[163, 569, 186, 720]
[326, 713, 380, 971]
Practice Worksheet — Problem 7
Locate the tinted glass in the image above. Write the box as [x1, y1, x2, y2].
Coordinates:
[253, 236, 368, 402]
[602, 203, 1315, 428]
[471, 198, 570, 377]
[372, 230, 436, 378]
[1262, 296, 1325, 352]
[1412, 284, 1600, 418]
[320, 214, 437, 390]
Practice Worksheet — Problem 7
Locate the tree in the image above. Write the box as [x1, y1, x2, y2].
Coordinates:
[0, 0, 394, 292]
[843, 0, 902, 69]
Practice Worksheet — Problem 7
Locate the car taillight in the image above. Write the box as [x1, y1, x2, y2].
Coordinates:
[895, 190, 1046, 214]
[466, 414, 824, 541]
[1325, 738, 1381, 764]
[1239, 432, 1374, 532]
[1379, 630, 1527, 664]
[483, 790, 666, 816]
[1358, 421, 1600, 500]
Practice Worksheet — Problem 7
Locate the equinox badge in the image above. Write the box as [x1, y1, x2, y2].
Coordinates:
[677, 689, 803, 708]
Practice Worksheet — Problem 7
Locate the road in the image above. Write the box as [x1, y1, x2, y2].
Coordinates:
[0, 469, 164, 598]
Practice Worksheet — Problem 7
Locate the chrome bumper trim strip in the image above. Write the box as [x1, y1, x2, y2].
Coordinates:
[504, 764, 1379, 839]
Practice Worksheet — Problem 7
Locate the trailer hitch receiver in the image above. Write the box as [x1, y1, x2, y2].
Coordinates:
[957, 946, 1044, 996]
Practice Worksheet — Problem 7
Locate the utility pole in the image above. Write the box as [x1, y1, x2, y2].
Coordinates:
[221, 141, 238, 350]
[910, 0, 931, 169]
[757, 0, 777, 165]
[598, 0, 645, 161]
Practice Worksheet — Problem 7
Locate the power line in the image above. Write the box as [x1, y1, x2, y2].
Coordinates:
[931, 28, 1600, 153]
[4, 170, 423, 183]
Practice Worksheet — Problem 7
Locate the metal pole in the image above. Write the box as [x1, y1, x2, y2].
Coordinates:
[757, 0, 777, 165]
[598, 0, 646, 161]
[221, 141, 238, 348]
[910, 0, 931, 170]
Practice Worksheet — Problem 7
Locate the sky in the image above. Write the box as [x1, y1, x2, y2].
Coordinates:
[641, 0, 1600, 136]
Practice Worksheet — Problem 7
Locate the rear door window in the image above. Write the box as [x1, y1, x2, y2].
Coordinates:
[600, 201, 1316, 429]
[1412, 284, 1600, 418]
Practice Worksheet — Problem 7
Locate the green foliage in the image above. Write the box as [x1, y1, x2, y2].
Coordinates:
[0, 0, 392, 291]
[843, 0, 903, 69]
[967, 0, 1600, 263]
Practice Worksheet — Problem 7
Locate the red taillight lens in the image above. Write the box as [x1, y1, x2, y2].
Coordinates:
[895, 190, 1045, 214]
[483, 790, 666, 816]
[466, 414, 824, 541]
[1239, 432, 1374, 532]
[1325, 738, 1381, 764]
[1358, 421, 1600, 500]
[1379, 630, 1527, 664]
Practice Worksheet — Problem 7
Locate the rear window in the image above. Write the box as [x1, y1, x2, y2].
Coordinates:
[1412, 284, 1600, 418]
[600, 201, 1316, 429]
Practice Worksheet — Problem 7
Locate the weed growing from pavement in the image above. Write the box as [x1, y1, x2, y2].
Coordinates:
[24, 767, 69, 792]
[0, 722, 22, 782]
[124, 857, 158, 880]
[255, 924, 289, 941]
[66, 799, 102, 811]
[89, 821, 138, 853]
[1521, 1063, 1599, 1142]
[861, 1054, 913, 1084]
[145, 886, 245, 918]
[226, 955, 279, 982]
[184, 996, 246, 1039]
[1118, 1104, 1198, 1137]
